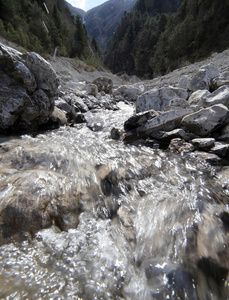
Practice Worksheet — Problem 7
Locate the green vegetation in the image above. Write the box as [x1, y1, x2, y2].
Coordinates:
[105, 0, 229, 78]
[0, 0, 101, 60]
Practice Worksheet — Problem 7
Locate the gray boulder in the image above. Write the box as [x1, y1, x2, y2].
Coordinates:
[188, 90, 211, 107]
[113, 84, 144, 101]
[211, 71, 229, 90]
[191, 138, 215, 151]
[203, 85, 229, 108]
[92, 76, 113, 94]
[188, 63, 219, 92]
[182, 104, 229, 136]
[0, 43, 59, 133]
[136, 86, 188, 113]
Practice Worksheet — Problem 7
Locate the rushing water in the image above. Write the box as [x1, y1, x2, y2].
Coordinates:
[0, 103, 229, 299]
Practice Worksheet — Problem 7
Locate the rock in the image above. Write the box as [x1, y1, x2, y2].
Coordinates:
[22, 51, 59, 97]
[92, 76, 113, 94]
[188, 151, 221, 166]
[178, 75, 191, 90]
[20, 89, 54, 127]
[210, 142, 229, 157]
[124, 109, 192, 142]
[168, 98, 189, 110]
[188, 63, 219, 92]
[159, 129, 190, 142]
[113, 84, 144, 101]
[0, 43, 59, 133]
[203, 85, 229, 108]
[191, 138, 215, 151]
[188, 90, 211, 107]
[124, 110, 159, 131]
[0, 170, 81, 238]
[55, 97, 71, 113]
[182, 104, 229, 136]
[110, 127, 122, 140]
[136, 86, 188, 113]
[64, 93, 89, 113]
[11, 61, 37, 93]
[211, 71, 229, 90]
[0, 71, 30, 130]
[218, 123, 229, 141]
[86, 83, 98, 97]
[168, 138, 195, 153]
[50, 106, 68, 126]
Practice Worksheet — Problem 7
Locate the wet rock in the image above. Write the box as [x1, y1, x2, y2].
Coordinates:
[110, 127, 122, 140]
[168, 138, 195, 153]
[191, 138, 215, 151]
[159, 128, 191, 142]
[210, 142, 229, 157]
[136, 86, 188, 113]
[124, 109, 192, 143]
[182, 104, 229, 136]
[50, 106, 68, 126]
[124, 110, 159, 131]
[0, 170, 81, 241]
[189, 151, 221, 165]
[92, 76, 113, 94]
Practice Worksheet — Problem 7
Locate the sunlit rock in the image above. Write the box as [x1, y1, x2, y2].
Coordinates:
[182, 104, 229, 136]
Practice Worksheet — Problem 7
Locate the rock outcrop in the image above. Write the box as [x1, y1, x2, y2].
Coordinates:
[0, 43, 59, 133]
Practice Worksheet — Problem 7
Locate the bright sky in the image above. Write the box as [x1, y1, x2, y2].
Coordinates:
[67, 0, 108, 11]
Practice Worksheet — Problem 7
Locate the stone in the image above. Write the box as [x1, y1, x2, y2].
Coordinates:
[92, 76, 113, 94]
[0, 169, 81, 237]
[20, 89, 54, 126]
[63, 93, 89, 113]
[191, 138, 215, 151]
[188, 90, 211, 106]
[113, 84, 144, 101]
[203, 85, 229, 108]
[50, 106, 68, 126]
[55, 97, 71, 113]
[124, 109, 192, 142]
[168, 98, 189, 110]
[124, 110, 159, 131]
[168, 138, 195, 153]
[0, 43, 59, 133]
[188, 63, 219, 92]
[22, 51, 59, 96]
[158, 129, 190, 142]
[210, 142, 229, 157]
[86, 83, 98, 97]
[182, 104, 229, 136]
[11, 61, 37, 93]
[136, 86, 188, 113]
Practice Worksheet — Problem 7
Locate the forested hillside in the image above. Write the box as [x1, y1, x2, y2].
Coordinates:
[105, 0, 229, 78]
[0, 0, 100, 60]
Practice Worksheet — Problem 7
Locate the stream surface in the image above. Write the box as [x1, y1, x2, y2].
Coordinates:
[0, 103, 229, 299]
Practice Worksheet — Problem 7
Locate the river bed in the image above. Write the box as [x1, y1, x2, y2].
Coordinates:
[0, 103, 229, 299]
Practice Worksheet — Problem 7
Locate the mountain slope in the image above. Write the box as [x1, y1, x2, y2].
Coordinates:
[105, 0, 229, 78]
[68, 0, 137, 49]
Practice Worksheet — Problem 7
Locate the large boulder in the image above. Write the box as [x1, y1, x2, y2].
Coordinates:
[124, 109, 192, 142]
[0, 43, 59, 133]
[188, 63, 219, 92]
[113, 84, 145, 101]
[203, 85, 229, 108]
[182, 104, 229, 136]
[92, 76, 113, 94]
[136, 86, 188, 113]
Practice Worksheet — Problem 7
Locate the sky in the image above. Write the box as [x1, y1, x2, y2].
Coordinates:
[67, 0, 108, 11]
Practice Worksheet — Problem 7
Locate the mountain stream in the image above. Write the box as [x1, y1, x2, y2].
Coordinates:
[0, 103, 229, 299]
